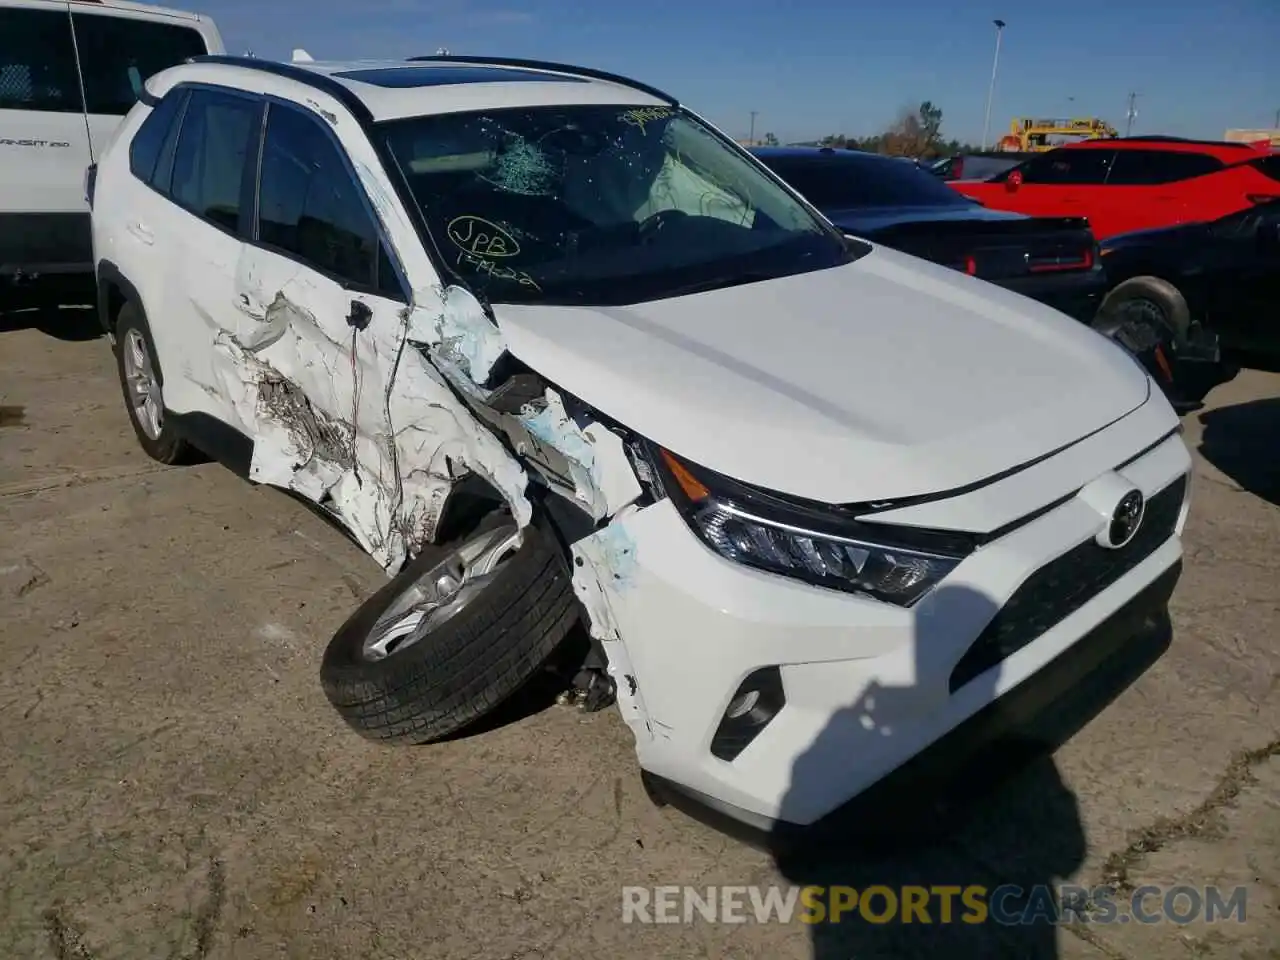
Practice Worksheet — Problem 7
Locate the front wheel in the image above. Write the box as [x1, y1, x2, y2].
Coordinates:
[320, 507, 580, 744]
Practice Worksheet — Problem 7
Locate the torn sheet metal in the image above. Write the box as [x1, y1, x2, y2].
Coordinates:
[211, 274, 531, 575]
[570, 512, 651, 742]
[410, 285, 507, 386]
[517, 390, 643, 521]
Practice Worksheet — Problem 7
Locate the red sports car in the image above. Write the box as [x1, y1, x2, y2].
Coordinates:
[950, 136, 1280, 241]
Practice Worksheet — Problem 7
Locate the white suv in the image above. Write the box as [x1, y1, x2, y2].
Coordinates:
[90, 54, 1192, 841]
[0, 0, 222, 307]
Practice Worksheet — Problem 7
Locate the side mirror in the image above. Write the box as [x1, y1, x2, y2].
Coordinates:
[1005, 170, 1023, 193]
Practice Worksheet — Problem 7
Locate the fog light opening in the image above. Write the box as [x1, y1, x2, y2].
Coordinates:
[710, 666, 786, 762]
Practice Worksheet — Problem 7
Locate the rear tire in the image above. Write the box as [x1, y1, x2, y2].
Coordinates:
[113, 301, 194, 464]
[320, 507, 580, 744]
[1095, 276, 1190, 345]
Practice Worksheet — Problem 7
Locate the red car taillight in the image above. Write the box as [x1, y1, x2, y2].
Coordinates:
[1027, 246, 1094, 273]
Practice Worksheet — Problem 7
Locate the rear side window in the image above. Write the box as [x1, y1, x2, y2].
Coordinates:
[72, 12, 209, 116]
[170, 90, 260, 232]
[0, 7, 81, 113]
[1252, 155, 1280, 183]
[128, 89, 187, 183]
[1106, 149, 1224, 185]
[256, 104, 384, 290]
[1017, 149, 1115, 185]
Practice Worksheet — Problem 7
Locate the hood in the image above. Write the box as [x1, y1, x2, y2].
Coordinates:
[827, 203, 1028, 234]
[492, 245, 1151, 505]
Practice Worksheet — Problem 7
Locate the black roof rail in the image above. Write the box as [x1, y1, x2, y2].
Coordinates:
[404, 54, 678, 105]
[183, 55, 374, 123]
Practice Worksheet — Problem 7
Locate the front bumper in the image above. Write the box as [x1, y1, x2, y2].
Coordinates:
[589, 412, 1191, 831]
[647, 558, 1180, 850]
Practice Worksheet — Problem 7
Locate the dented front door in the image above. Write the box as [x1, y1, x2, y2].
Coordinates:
[222, 100, 412, 551]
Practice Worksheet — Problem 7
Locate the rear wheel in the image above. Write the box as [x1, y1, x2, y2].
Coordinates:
[1094, 276, 1189, 390]
[113, 302, 194, 464]
[320, 507, 580, 744]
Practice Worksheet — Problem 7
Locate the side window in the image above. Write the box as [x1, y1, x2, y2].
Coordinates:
[71, 13, 209, 116]
[0, 7, 82, 113]
[1249, 155, 1280, 184]
[1018, 150, 1115, 185]
[170, 90, 260, 232]
[128, 89, 187, 183]
[257, 104, 389, 291]
[1106, 149, 1224, 185]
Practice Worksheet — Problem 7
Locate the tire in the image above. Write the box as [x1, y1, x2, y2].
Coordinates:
[320, 507, 580, 744]
[113, 301, 194, 464]
[1095, 275, 1191, 344]
[1092, 276, 1190, 391]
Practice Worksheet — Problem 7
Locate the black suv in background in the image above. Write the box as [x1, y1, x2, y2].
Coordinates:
[752, 146, 1104, 322]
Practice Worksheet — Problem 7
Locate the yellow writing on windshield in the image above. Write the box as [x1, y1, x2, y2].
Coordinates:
[619, 106, 674, 134]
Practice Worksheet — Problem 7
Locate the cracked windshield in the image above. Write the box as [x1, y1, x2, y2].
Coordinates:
[381, 104, 856, 305]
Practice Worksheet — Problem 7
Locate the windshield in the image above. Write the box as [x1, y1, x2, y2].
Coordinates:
[379, 105, 858, 305]
[756, 153, 972, 209]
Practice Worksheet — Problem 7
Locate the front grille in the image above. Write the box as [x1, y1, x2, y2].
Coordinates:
[949, 474, 1187, 693]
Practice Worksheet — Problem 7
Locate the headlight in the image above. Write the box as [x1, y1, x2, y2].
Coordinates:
[645, 445, 971, 607]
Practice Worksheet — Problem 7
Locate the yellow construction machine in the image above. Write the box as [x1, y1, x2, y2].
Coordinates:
[997, 117, 1119, 152]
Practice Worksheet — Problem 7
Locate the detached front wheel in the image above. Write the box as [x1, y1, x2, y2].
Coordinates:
[320, 508, 580, 743]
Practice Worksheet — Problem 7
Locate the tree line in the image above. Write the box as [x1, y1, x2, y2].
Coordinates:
[766, 101, 984, 159]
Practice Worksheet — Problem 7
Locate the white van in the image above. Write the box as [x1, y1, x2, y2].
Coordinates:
[0, 0, 222, 305]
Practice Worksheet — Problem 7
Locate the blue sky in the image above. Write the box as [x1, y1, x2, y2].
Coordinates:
[197, 0, 1280, 145]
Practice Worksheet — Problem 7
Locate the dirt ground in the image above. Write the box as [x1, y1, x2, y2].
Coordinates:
[1, 306, 1277, 960]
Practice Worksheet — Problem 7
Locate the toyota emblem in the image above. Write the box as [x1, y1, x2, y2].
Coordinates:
[1105, 489, 1145, 549]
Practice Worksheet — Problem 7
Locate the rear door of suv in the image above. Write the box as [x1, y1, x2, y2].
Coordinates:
[1101, 148, 1225, 234]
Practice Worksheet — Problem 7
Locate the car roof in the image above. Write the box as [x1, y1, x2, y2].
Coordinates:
[164, 56, 672, 123]
[1060, 136, 1264, 163]
[21, 0, 209, 23]
[750, 146, 896, 163]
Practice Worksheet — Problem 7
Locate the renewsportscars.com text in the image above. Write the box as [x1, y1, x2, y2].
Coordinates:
[621, 884, 1249, 926]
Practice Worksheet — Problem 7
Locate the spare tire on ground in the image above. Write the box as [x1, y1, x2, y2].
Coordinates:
[320, 507, 580, 743]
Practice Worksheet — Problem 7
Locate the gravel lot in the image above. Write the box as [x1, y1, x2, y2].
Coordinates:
[2, 306, 1277, 960]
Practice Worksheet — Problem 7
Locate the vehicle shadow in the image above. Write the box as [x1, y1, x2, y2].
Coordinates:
[0, 303, 102, 342]
[1198, 396, 1280, 507]
[766, 580, 1174, 959]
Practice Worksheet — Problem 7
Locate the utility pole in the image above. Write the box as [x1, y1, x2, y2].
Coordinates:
[748, 110, 758, 145]
[1125, 92, 1138, 136]
[981, 19, 1006, 151]
[1274, 107, 1279, 129]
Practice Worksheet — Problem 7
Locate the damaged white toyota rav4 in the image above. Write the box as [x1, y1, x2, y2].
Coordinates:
[90, 54, 1192, 840]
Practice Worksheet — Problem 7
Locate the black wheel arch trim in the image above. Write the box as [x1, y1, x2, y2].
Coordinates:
[95, 259, 144, 338]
